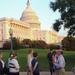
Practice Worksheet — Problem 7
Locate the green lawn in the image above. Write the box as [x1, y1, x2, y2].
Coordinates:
[2, 49, 75, 71]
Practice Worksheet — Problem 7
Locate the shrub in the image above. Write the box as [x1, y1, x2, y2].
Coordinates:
[3, 37, 21, 50]
[32, 40, 48, 49]
[3, 40, 10, 49]
[21, 39, 32, 48]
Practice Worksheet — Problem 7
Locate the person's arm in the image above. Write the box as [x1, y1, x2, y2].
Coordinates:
[54, 56, 61, 69]
[31, 60, 34, 75]
[33, 62, 38, 71]
[54, 56, 65, 69]
[52, 55, 55, 63]
[9, 59, 16, 68]
[14, 59, 20, 70]
[1, 60, 4, 68]
[58, 56, 65, 68]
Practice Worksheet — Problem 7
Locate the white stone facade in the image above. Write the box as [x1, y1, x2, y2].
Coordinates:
[0, 0, 64, 47]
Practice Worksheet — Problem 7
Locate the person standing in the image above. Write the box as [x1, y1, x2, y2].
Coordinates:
[0, 52, 4, 75]
[27, 49, 33, 75]
[31, 52, 40, 75]
[4, 51, 15, 75]
[54, 46, 65, 75]
[47, 49, 53, 75]
[8, 52, 20, 75]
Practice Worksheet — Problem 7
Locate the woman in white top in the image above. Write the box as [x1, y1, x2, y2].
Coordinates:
[27, 49, 33, 75]
[8, 52, 20, 75]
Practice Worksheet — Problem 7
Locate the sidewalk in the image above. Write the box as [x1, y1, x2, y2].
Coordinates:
[20, 72, 75, 75]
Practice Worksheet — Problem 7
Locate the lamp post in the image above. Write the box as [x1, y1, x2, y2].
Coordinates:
[9, 28, 13, 51]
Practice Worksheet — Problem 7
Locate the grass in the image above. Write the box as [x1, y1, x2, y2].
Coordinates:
[2, 48, 75, 71]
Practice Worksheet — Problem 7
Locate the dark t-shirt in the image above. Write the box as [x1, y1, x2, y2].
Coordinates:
[31, 58, 39, 74]
[47, 52, 54, 72]
[47, 52, 53, 64]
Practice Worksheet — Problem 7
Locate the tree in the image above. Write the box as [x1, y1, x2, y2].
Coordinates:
[62, 36, 75, 51]
[50, 0, 75, 36]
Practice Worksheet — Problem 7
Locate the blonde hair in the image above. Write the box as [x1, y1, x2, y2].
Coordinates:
[0, 52, 3, 59]
[28, 49, 33, 54]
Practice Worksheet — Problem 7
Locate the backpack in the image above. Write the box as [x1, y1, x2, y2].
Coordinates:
[0, 60, 4, 74]
[3, 60, 9, 74]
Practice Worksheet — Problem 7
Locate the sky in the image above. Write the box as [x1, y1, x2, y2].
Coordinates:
[0, 0, 66, 36]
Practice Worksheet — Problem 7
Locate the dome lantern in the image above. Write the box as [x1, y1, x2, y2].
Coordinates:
[20, 0, 40, 30]
[27, 0, 30, 8]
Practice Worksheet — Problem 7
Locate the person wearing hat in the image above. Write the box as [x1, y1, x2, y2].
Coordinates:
[0, 52, 4, 75]
[54, 45, 65, 75]
[8, 52, 20, 75]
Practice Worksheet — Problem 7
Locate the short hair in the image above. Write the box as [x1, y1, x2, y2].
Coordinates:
[10, 52, 17, 58]
[33, 52, 38, 57]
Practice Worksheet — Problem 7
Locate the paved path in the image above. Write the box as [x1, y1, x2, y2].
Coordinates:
[20, 72, 75, 75]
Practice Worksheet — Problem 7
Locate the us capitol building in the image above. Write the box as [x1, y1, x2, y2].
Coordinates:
[0, 0, 63, 47]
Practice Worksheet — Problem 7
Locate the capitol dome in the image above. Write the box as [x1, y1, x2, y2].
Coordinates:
[20, 0, 40, 30]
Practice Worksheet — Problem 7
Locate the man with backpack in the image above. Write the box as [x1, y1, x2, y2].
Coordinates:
[31, 52, 40, 75]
